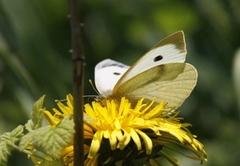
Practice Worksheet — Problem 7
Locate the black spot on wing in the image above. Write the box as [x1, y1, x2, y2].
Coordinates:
[154, 55, 163, 62]
[113, 72, 121, 75]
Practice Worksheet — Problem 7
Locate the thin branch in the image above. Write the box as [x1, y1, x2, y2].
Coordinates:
[8, 142, 52, 162]
[67, 0, 85, 165]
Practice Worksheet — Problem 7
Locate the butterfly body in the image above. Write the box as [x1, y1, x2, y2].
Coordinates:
[94, 31, 197, 109]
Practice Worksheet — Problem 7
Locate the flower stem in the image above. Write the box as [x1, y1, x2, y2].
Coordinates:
[8, 142, 52, 162]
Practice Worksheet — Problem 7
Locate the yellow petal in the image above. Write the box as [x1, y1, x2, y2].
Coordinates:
[129, 128, 142, 150]
[136, 129, 152, 154]
[88, 131, 103, 159]
[109, 131, 117, 150]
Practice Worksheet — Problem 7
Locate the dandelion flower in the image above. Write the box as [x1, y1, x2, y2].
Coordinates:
[28, 94, 207, 166]
[83, 96, 207, 165]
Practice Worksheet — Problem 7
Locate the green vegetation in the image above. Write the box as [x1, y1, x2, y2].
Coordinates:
[0, 0, 239, 165]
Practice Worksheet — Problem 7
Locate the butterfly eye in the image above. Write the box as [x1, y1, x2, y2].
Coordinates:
[154, 55, 163, 62]
[113, 72, 121, 75]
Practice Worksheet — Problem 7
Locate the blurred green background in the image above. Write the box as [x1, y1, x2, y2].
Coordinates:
[0, 0, 240, 165]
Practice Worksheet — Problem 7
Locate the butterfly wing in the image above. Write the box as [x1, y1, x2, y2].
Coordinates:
[111, 63, 197, 109]
[94, 59, 129, 95]
[114, 31, 186, 88]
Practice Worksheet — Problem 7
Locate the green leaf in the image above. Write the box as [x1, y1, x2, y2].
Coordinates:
[18, 131, 35, 152]
[0, 125, 24, 166]
[20, 115, 74, 159]
[0, 133, 12, 166]
[25, 95, 46, 131]
[10, 125, 25, 142]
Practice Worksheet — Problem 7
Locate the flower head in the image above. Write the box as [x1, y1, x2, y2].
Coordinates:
[83, 96, 207, 165]
[29, 94, 207, 166]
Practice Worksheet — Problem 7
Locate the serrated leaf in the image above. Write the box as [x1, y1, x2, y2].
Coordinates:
[0, 134, 12, 166]
[18, 131, 35, 151]
[25, 95, 46, 131]
[0, 125, 24, 166]
[20, 115, 74, 159]
[10, 125, 24, 140]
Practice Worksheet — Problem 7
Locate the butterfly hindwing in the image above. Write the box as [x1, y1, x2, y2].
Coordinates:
[112, 63, 197, 109]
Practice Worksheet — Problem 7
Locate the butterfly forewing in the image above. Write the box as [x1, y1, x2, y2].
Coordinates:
[112, 63, 197, 109]
[114, 31, 186, 88]
[95, 59, 129, 95]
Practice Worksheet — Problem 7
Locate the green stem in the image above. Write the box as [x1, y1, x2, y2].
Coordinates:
[8, 142, 52, 162]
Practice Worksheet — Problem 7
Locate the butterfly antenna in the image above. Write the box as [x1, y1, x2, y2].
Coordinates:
[88, 79, 100, 95]
[83, 79, 99, 99]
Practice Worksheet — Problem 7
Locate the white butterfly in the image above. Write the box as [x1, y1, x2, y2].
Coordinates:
[94, 31, 197, 109]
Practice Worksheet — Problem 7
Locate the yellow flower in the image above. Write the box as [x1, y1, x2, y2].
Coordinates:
[33, 94, 206, 165]
[84, 96, 207, 165]
[62, 144, 91, 166]
[34, 94, 94, 166]
[44, 94, 74, 127]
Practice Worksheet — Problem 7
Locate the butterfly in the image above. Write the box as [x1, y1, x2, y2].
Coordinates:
[94, 31, 197, 109]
